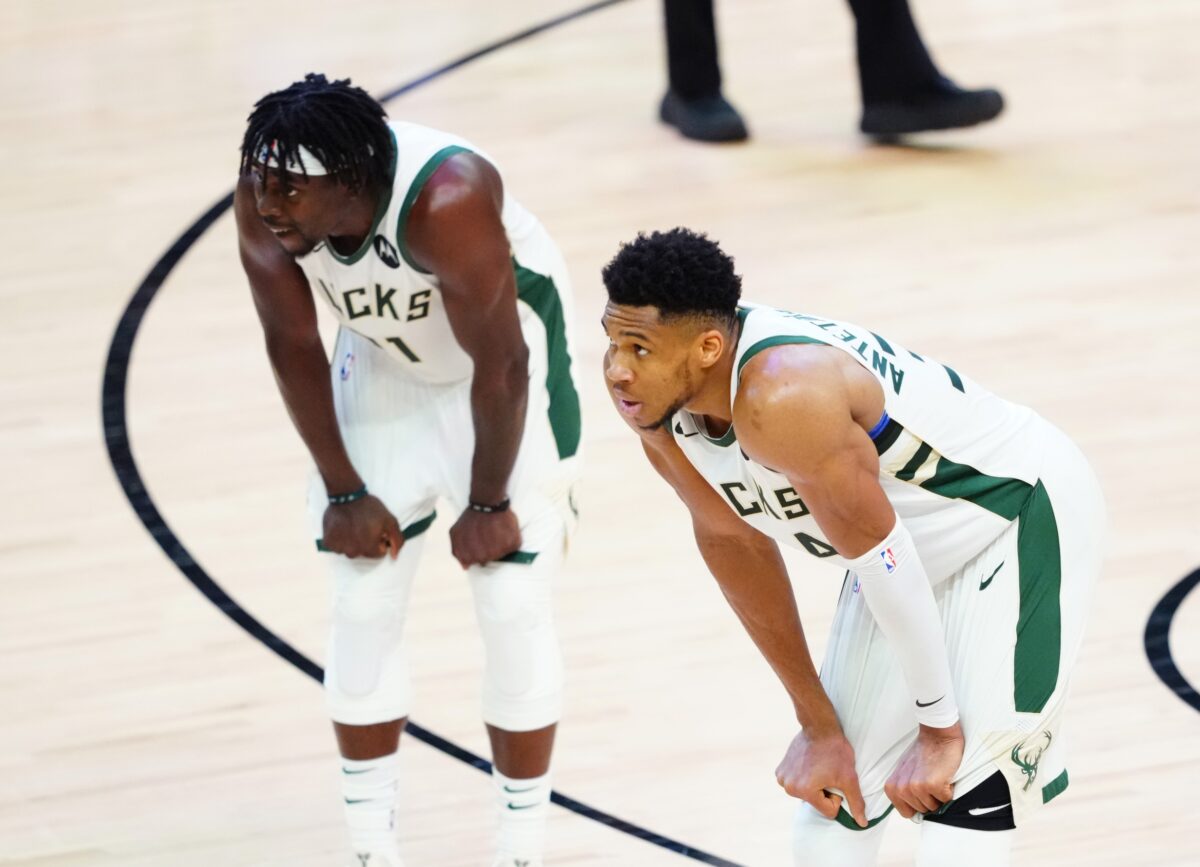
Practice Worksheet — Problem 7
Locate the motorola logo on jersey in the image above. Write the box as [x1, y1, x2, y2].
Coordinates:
[373, 234, 401, 268]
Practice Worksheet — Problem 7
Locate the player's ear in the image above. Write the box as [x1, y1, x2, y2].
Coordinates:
[696, 328, 725, 369]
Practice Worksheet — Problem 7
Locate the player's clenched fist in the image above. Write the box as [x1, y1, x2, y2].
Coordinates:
[322, 495, 403, 559]
[884, 721, 964, 819]
[775, 727, 869, 828]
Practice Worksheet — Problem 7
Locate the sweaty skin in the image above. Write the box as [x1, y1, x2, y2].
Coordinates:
[602, 302, 964, 822]
[235, 153, 528, 568]
[236, 150, 549, 775]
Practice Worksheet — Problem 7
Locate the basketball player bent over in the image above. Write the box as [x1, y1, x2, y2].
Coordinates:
[600, 229, 1101, 866]
[234, 74, 581, 867]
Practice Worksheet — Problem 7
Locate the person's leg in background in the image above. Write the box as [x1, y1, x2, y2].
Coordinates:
[659, 0, 749, 142]
[846, 0, 1004, 137]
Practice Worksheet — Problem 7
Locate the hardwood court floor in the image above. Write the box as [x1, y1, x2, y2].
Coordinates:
[2, 0, 1198, 864]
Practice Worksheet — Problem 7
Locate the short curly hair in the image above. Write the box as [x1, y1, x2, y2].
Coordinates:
[601, 228, 742, 329]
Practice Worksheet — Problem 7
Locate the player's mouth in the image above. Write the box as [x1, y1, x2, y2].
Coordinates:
[264, 221, 297, 237]
[615, 397, 643, 419]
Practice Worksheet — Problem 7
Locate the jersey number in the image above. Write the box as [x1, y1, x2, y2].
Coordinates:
[383, 290, 433, 363]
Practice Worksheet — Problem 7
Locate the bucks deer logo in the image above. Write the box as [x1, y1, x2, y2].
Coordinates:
[1011, 731, 1053, 792]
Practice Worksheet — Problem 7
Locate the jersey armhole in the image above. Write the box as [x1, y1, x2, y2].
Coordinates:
[395, 145, 474, 273]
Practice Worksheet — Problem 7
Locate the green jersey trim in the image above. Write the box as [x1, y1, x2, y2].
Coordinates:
[395, 144, 473, 274]
[326, 128, 399, 266]
[717, 331, 827, 448]
[697, 417, 736, 447]
[736, 334, 828, 378]
[514, 259, 581, 460]
[896, 441, 934, 482]
[871, 418, 904, 455]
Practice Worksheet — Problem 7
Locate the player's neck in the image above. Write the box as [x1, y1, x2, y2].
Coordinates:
[685, 338, 738, 432]
[325, 187, 382, 256]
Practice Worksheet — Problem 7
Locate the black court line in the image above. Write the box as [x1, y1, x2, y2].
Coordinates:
[1144, 567, 1200, 714]
[100, 3, 745, 865]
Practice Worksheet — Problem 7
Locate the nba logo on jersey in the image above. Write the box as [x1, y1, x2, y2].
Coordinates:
[881, 548, 898, 573]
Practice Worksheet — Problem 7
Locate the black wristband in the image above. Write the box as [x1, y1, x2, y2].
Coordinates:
[468, 497, 510, 514]
[328, 485, 368, 506]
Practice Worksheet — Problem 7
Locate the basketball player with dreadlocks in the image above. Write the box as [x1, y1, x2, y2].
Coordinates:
[234, 74, 581, 867]
[599, 229, 1102, 866]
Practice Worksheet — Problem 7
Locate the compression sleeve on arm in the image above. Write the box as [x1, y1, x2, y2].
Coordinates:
[848, 514, 960, 728]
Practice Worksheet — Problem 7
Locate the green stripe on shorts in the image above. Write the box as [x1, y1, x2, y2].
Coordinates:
[835, 803, 894, 831]
[315, 510, 437, 552]
[1014, 482, 1062, 713]
[914, 456, 1062, 713]
[498, 550, 539, 565]
[1041, 769, 1069, 804]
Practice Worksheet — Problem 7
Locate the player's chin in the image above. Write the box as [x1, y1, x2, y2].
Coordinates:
[275, 230, 317, 257]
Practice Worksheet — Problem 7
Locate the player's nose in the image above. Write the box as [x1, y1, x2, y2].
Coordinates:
[604, 355, 632, 385]
[256, 187, 283, 218]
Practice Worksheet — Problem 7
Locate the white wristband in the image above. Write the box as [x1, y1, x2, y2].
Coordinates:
[849, 514, 959, 728]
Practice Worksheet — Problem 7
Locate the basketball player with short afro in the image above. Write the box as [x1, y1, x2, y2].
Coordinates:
[235, 74, 582, 867]
[600, 228, 1102, 866]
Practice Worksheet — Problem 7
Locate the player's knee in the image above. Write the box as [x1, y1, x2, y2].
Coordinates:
[325, 591, 412, 723]
[792, 803, 885, 867]
[472, 568, 562, 728]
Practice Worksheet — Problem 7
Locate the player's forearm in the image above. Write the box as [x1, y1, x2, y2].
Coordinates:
[850, 515, 959, 728]
[264, 331, 362, 494]
[467, 348, 529, 504]
[694, 527, 842, 734]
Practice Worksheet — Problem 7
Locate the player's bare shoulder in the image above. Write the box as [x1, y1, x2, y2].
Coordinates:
[404, 150, 510, 290]
[408, 151, 503, 234]
[735, 344, 884, 470]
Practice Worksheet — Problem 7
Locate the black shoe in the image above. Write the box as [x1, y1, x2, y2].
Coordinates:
[659, 90, 749, 143]
[860, 76, 1004, 138]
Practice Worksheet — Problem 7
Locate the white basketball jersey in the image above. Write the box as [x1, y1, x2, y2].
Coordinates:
[295, 121, 565, 387]
[672, 303, 1056, 580]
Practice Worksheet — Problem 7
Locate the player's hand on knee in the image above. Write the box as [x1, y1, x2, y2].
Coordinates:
[884, 721, 964, 819]
[449, 507, 522, 568]
[322, 496, 404, 559]
[775, 727, 869, 827]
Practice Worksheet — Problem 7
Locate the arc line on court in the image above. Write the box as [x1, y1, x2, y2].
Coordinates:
[1144, 567, 1200, 713]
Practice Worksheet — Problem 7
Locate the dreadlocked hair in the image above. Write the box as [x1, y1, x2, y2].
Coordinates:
[602, 228, 742, 331]
[239, 73, 394, 193]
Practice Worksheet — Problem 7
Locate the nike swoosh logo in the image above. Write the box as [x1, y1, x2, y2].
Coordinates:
[503, 784, 538, 794]
[915, 695, 944, 708]
[968, 803, 1011, 816]
[345, 798, 372, 804]
[506, 802, 538, 810]
[980, 560, 1004, 590]
[343, 768, 371, 775]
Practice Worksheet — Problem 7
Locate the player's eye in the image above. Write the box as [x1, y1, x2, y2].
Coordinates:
[286, 188, 300, 199]
[634, 344, 649, 358]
